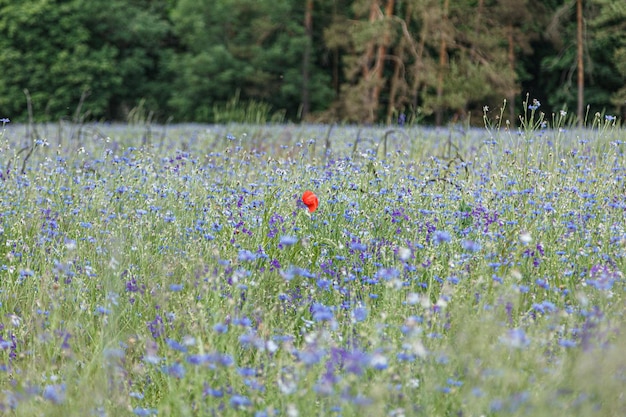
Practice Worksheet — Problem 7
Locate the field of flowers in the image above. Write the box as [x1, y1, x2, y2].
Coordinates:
[0, 109, 624, 417]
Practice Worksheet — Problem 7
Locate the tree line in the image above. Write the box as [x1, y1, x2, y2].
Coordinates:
[0, 0, 624, 125]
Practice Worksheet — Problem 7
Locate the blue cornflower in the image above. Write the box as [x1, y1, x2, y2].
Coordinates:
[375, 267, 400, 281]
[239, 331, 262, 349]
[532, 300, 557, 314]
[341, 349, 370, 375]
[587, 264, 618, 290]
[349, 242, 367, 252]
[166, 338, 188, 353]
[163, 362, 186, 379]
[95, 306, 111, 315]
[42, 384, 66, 404]
[133, 407, 158, 416]
[103, 347, 125, 360]
[299, 347, 326, 367]
[558, 339, 577, 348]
[238, 367, 257, 377]
[500, 328, 530, 349]
[447, 378, 463, 387]
[233, 317, 252, 327]
[238, 250, 257, 262]
[369, 352, 388, 370]
[279, 235, 298, 247]
[352, 306, 368, 322]
[186, 354, 211, 366]
[204, 385, 223, 397]
[229, 394, 251, 409]
[490, 400, 504, 412]
[433, 230, 451, 245]
[214, 322, 229, 334]
[219, 354, 234, 367]
[311, 303, 334, 322]
[461, 239, 481, 252]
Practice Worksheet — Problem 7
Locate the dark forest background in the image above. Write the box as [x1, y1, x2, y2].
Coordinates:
[0, 0, 624, 125]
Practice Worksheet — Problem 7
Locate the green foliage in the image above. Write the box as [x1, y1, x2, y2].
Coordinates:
[0, 1, 120, 120]
[212, 90, 286, 124]
[0, 0, 624, 124]
[539, 0, 626, 118]
[168, 0, 333, 123]
[0, 0, 173, 121]
[589, 0, 626, 115]
[77, 0, 174, 120]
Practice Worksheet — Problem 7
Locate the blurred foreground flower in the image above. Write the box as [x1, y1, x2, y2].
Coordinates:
[42, 384, 66, 404]
[500, 328, 530, 349]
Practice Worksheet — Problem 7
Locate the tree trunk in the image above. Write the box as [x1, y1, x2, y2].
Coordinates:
[507, 26, 516, 124]
[361, 0, 379, 123]
[435, 0, 449, 126]
[331, 0, 340, 95]
[387, 37, 405, 124]
[576, 0, 584, 127]
[362, 1, 378, 81]
[472, 0, 484, 61]
[372, 0, 395, 123]
[387, 3, 413, 124]
[302, 0, 314, 119]
[412, 10, 427, 110]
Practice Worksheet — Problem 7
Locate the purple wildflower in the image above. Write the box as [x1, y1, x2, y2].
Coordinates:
[398, 113, 406, 127]
[147, 314, 164, 339]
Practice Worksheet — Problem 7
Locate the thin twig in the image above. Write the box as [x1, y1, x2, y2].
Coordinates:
[351, 128, 363, 158]
[20, 89, 40, 174]
[69, 89, 91, 144]
[420, 177, 463, 192]
[323, 124, 334, 163]
[382, 128, 410, 156]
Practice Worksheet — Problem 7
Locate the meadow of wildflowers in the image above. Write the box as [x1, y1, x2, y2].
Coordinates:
[0, 108, 624, 417]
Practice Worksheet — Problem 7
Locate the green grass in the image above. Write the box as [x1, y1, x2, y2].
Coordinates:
[0, 112, 624, 416]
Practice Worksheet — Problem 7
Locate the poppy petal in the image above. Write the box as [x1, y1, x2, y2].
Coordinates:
[302, 191, 319, 213]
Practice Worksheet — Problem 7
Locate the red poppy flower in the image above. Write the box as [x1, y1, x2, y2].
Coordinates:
[302, 190, 319, 213]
